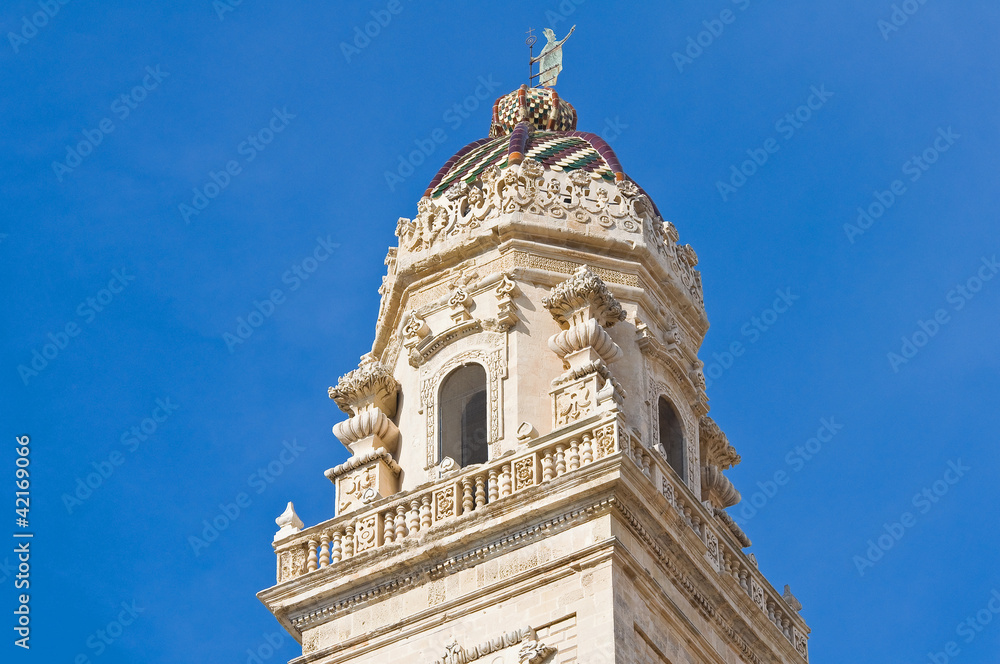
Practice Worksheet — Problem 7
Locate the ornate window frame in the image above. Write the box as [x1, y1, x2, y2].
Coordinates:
[419, 331, 507, 469]
[648, 372, 700, 495]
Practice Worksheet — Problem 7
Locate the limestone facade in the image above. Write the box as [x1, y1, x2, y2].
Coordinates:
[259, 85, 810, 663]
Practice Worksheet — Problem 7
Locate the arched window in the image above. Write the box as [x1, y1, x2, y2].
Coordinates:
[439, 364, 488, 467]
[658, 396, 685, 479]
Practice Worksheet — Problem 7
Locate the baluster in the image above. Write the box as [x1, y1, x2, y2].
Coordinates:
[555, 444, 566, 476]
[581, 434, 594, 465]
[782, 617, 792, 639]
[500, 464, 512, 497]
[343, 525, 355, 558]
[331, 530, 343, 563]
[642, 451, 652, 476]
[394, 505, 407, 540]
[307, 539, 318, 572]
[475, 475, 486, 508]
[738, 567, 749, 592]
[408, 499, 420, 534]
[319, 533, 330, 568]
[767, 601, 776, 622]
[462, 478, 474, 514]
[488, 470, 499, 503]
[568, 438, 581, 471]
[420, 495, 432, 529]
[541, 452, 555, 482]
[383, 512, 395, 545]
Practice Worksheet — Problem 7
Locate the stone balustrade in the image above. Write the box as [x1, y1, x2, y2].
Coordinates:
[638, 436, 810, 662]
[273, 417, 620, 584]
[272, 416, 808, 661]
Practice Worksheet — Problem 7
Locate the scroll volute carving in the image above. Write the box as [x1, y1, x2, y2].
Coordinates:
[699, 415, 742, 509]
[328, 353, 400, 456]
[543, 266, 627, 371]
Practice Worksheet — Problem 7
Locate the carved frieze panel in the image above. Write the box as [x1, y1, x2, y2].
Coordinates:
[434, 485, 456, 521]
[594, 423, 618, 459]
[430, 627, 552, 664]
[354, 514, 380, 553]
[512, 456, 536, 492]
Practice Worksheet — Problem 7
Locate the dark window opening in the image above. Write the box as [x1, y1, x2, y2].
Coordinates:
[658, 396, 685, 479]
[439, 364, 488, 467]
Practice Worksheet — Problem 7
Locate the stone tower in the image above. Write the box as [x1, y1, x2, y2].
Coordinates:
[258, 84, 811, 664]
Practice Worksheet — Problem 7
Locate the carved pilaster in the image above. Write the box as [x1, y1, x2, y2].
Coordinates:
[328, 354, 402, 514]
[544, 267, 627, 429]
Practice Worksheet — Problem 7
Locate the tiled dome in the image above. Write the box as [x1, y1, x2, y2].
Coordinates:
[424, 86, 628, 199]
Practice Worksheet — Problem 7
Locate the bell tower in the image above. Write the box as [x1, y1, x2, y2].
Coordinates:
[258, 74, 811, 664]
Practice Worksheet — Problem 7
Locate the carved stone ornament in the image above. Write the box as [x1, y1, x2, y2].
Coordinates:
[273, 501, 303, 542]
[783, 584, 803, 613]
[701, 464, 741, 509]
[542, 266, 627, 329]
[325, 450, 401, 516]
[699, 415, 741, 469]
[429, 627, 548, 664]
[328, 353, 399, 418]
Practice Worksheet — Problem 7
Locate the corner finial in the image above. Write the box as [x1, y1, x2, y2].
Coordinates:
[274, 501, 304, 542]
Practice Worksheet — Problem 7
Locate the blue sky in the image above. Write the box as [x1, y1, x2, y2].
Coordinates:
[2, 1, 998, 662]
